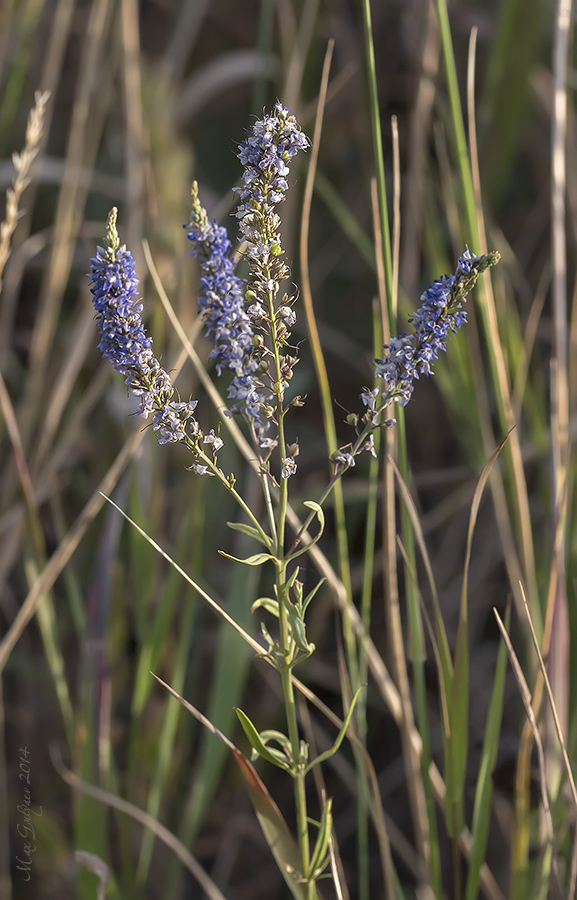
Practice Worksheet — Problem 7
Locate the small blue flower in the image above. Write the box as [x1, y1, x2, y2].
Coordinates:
[203, 429, 224, 452]
[361, 248, 500, 417]
[186, 183, 275, 444]
[281, 457, 297, 479]
[186, 185, 253, 379]
[235, 102, 309, 269]
[333, 452, 355, 469]
[90, 208, 200, 447]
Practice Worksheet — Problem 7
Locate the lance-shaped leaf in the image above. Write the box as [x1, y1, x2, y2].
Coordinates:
[286, 601, 315, 655]
[219, 550, 276, 567]
[465, 604, 510, 900]
[287, 501, 325, 560]
[305, 686, 363, 774]
[308, 798, 333, 880]
[259, 730, 293, 757]
[302, 578, 325, 615]
[232, 747, 306, 900]
[236, 708, 292, 771]
[251, 597, 279, 616]
[226, 520, 273, 550]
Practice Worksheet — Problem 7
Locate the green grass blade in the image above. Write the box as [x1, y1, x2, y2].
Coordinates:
[135, 596, 196, 883]
[435, 0, 539, 625]
[175, 562, 257, 848]
[313, 171, 375, 269]
[465, 605, 510, 900]
[480, 0, 547, 210]
[362, 2, 437, 890]
[446, 435, 510, 841]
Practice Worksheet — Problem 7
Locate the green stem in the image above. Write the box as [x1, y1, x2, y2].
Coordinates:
[288, 399, 389, 554]
[182, 441, 273, 551]
[264, 277, 313, 885]
[278, 566, 310, 875]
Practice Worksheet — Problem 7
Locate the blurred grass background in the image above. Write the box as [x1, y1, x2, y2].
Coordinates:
[0, 0, 575, 898]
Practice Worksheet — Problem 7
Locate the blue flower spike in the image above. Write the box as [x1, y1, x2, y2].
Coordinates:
[90, 208, 207, 453]
[233, 102, 309, 471]
[360, 248, 500, 420]
[187, 103, 309, 459]
[186, 183, 274, 443]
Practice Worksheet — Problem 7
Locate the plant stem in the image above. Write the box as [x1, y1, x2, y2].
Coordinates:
[265, 276, 314, 889]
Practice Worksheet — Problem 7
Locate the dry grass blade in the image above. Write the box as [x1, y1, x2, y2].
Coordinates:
[32, 303, 97, 474]
[304, 532, 505, 900]
[25, 0, 112, 424]
[99, 494, 266, 657]
[329, 837, 346, 900]
[0, 369, 38, 522]
[299, 37, 334, 395]
[493, 608, 561, 895]
[0, 90, 49, 292]
[152, 674, 239, 752]
[519, 580, 577, 895]
[0, 429, 144, 672]
[120, 0, 145, 257]
[51, 747, 228, 900]
[519, 583, 577, 810]
[462, 431, 513, 600]
[463, 8, 538, 627]
[549, 0, 572, 852]
[74, 852, 110, 900]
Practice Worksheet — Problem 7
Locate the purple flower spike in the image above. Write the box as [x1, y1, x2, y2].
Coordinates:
[90, 208, 201, 448]
[186, 183, 275, 444]
[360, 248, 500, 415]
[233, 103, 309, 445]
[187, 103, 309, 451]
[234, 101, 310, 274]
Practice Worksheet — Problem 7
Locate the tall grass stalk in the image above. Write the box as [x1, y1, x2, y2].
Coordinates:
[436, 0, 538, 626]
[362, 1, 440, 894]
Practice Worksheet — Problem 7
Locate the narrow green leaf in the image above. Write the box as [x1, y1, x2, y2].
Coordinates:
[465, 605, 510, 900]
[218, 550, 276, 567]
[302, 578, 325, 615]
[303, 500, 325, 530]
[446, 608, 469, 836]
[308, 798, 333, 879]
[305, 687, 364, 773]
[259, 620, 276, 649]
[226, 520, 272, 549]
[251, 597, 279, 616]
[286, 566, 300, 590]
[152, 678, 305, 900]
[259, 730, 292, 755]
[235, 708, 291, 771]
[180, 564, 257, 852]
[446, 436, 509, 836]
[286, 602, 315, 654]
[286, 502, 326, 561]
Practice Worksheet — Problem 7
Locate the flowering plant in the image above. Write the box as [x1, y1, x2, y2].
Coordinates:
[90, 102, 499, 899]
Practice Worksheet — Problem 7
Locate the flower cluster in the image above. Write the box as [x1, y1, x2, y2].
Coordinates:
[187, 104, 309, 456]
[233, 102, 309, 456]
[234, 101, 309, 269]
[90, 208, 202, 448]
[360, 248, 500, 422]
[186, 183, 273, 434]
